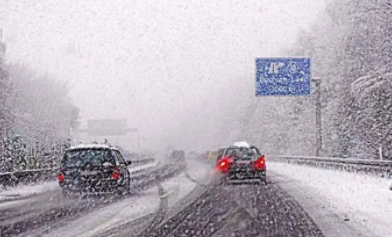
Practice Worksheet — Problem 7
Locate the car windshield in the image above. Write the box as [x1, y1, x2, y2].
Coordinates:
[62, 149, 114, 167]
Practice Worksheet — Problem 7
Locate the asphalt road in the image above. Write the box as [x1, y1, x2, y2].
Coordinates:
[92, 168, 325, 237]
[0, 161, 326, 237]
[135, 183, 324, 237]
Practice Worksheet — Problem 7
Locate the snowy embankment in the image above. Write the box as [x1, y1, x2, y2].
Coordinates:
[269, 162, 392, 237]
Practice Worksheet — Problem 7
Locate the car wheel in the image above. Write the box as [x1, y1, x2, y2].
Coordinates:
[125, 179, 131, 194]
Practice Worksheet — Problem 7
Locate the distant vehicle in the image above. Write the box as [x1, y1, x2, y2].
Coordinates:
[169, 150, 186, 163]
[207, 150, 218, 161]
[58, 144, 132, 196]
[214, 142, 266, 185]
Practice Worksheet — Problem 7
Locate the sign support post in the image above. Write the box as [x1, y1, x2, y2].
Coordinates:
[312, 77, 322, 157]
[256, 57, 323, 156]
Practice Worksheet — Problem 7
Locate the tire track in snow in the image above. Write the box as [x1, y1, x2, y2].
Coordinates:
[137, 182, 169, 237]
[1, 164, 183, 237]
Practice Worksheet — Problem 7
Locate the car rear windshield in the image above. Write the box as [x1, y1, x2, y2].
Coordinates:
[61, 148, 115, 168]
[226, 147, 260, 160]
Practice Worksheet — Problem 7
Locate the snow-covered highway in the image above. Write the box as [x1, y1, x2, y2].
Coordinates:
[1, 158, 392, 237]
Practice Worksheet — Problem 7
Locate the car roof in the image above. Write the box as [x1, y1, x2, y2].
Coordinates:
[68, 144, 120, 151]
[226, 145, 259, 150]
[232, 141, 251, 148]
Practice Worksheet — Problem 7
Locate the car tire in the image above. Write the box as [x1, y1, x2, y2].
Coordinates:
[125, 179, 131, 194]
[117, 183, 130, 198]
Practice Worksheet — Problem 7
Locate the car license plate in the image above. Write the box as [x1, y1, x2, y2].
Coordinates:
[81, 171, 98, 176]
[236, 160, 250, 164]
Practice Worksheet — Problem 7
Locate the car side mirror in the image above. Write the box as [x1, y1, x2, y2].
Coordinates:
[125, 160, 132, 166]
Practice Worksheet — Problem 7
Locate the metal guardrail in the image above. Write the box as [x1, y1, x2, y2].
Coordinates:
[130, 158, 155, 165]
[267, 155, 392, 178]
[0, 168, 57, 187]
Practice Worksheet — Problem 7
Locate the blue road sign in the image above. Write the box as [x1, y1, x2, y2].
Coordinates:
[255, 58, 311, 96]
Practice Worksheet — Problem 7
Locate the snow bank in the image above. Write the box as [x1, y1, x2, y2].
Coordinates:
[269, 162, 392, 237]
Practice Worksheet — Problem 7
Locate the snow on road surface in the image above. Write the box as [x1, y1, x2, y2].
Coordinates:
[128, 161, 159, 174]
[269, 162, 392, 237]
[42, 160, 210, 237]
[45, 188, 161, 237]
[151, 157, 213, 207]
[161, 173, 196, 208]
[0, 181, 58, 202]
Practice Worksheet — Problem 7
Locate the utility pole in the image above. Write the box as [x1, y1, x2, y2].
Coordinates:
[312, 77, 322, 157]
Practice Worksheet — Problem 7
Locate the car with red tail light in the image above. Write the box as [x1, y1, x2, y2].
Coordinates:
[214, 142, 266, 185]
[58, 144, 132, 196]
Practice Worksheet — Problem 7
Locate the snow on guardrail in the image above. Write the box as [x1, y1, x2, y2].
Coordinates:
[267, 155, 392, 178]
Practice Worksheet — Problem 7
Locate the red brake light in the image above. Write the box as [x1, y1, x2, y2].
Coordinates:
[112, 168, 120, 180]
[254, 156, 266, 169]
[58, 172, 65, 182]
[220, 160, 228, 167]
[216, 157, 231, 172]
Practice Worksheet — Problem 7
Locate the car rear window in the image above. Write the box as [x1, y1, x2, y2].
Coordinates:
[226, 147, 259, 160]
[62, 148, 115, 167]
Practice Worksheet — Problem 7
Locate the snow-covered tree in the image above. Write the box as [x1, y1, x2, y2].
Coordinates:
[7, 63, 79, 148]
[241, 0, 392, 158]
[0, 29, 14, 148]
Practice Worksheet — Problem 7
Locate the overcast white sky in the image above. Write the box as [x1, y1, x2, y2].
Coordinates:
[0, 0, 326, 151]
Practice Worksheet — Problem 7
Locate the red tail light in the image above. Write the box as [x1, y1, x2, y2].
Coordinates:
[112, 167, 120, 180]
[254, 156, 266, 170]
[58, 172, 65, 182]
[216, 157, 232, 172]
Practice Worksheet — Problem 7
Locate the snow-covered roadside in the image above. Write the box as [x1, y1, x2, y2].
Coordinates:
[269, 162, 392, 237]
[0, 181, 59, 201]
